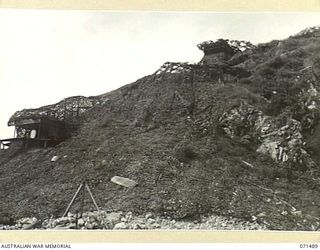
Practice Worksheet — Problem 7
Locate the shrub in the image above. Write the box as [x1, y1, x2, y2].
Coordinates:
[268, 57, 286, 69]
[258, 66, 276, 80]
[175, 145, 199, 163]
[100, 118, 112, 128]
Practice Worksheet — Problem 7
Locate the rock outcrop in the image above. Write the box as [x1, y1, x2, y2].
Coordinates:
[219, 101, 314, 167]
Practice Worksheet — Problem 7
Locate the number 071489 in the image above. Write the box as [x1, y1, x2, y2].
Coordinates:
[300, 244, 319, 248]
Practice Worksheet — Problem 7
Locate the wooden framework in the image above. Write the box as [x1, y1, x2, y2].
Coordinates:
[63, 181, 99, 218]
[0, 116, 66, 150]
[12, 116, 65, 141]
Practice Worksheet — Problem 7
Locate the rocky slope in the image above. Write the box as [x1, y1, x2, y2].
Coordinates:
[1, 211, 265, 230]
[1, 26, 320, 231]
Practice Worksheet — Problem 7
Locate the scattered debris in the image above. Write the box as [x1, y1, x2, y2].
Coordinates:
[0, 211, 267, 230]
[51, 156, 59, 162]
[241, 160, 254, 169]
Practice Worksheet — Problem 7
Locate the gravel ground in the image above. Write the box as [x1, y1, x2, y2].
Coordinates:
[0, 210, 266, 230]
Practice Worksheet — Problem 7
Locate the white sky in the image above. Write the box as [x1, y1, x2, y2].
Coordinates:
[0, 11, 320, 138]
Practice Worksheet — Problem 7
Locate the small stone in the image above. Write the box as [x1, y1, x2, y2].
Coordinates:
[121, 217, 127, 222]
[135, 219, 145, 225]
[126, 211, 133, 217]
[133, 223, 146, 230]
[85, 223, 94, 229]
[133, 224, 141, 230]
[257, 212, 266, 217]
[292, 211, 302, 216]
[51, 156, 59, 162]
[147, 218, 156, 224]
[68, 223, 77, 229]
[92, 222, 100, 229]
[89, 217, 96, 223]
[114, 222, 128, 230]
[20, 217, 34, 224]
[145, 213, 153, 219]
[126, 214, 133, 222]
[20, 218, 38, 229]
[53, 225, 69, 230]
[106, 212, 122, 224]
[78, 218, 85, 226]
[56, 217, 69, 225]
[153, 223, 160, 228]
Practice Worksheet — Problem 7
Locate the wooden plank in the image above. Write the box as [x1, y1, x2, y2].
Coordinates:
[0, 138, 24, 142]
[111, 176, 138, 188]
[63, 183, 84, 217]
[38, 123, 41, 139]
[85, 184, 99, 212]
[16, 118, 41, 126]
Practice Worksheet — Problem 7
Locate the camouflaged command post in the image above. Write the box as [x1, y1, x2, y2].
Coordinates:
[0, 96, 98, 150]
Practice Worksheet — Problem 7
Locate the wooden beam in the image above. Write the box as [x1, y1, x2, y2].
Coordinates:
[85, 184, 99, 212]
[63, 183, 84, 217]
[38, 123, 41, 139]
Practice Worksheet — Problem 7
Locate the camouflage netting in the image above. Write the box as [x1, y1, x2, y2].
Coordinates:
[8, 96, 100, 127]
[197, 39, 256, 55]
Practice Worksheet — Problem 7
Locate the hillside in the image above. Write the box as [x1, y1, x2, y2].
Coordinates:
[1, 26, 320, 230]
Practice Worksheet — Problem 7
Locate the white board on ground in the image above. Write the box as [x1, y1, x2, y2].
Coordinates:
[111, 176, 138, 188]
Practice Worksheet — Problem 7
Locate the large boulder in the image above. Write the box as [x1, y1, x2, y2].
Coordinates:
[219, 102, 314, 167]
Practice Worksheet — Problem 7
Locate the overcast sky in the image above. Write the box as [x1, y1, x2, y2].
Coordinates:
[0, 10, 320, 138]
